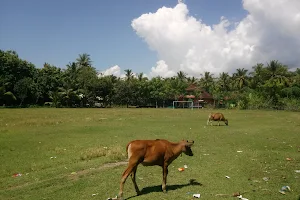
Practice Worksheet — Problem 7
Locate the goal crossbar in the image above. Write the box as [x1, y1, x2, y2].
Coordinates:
[172, 101, 194, 110]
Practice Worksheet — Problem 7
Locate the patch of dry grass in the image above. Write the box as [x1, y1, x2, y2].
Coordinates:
[80, 146, 127, 161]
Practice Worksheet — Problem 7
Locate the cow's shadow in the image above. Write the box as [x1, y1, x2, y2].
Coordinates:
[125, 179, 202, 200]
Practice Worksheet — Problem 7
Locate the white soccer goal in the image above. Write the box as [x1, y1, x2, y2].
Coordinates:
[172, 101, 194, 110]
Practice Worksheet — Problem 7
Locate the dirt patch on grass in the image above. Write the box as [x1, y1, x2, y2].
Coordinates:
[7, 160, 128, 190]
[68, 160, 128, 181]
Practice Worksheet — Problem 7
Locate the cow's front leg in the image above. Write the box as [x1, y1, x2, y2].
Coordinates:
[162, 165, 168, 193]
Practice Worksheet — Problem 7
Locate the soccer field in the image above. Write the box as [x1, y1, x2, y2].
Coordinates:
[0, 108, 299, 200]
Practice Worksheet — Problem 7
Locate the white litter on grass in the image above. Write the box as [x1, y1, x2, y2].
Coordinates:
[237, 195, 249, 200]
[184, 164, 188, 168]
[193, 193, 201, 198]
[225, 176, 230, 179]
[50, 156, 57, 159]
[295, 170, 300, 173]
[92, 193, 98, 196]
[237, 151, 243, 153]
[262, 177, 269, 181]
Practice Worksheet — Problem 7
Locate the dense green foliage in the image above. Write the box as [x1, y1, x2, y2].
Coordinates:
[1, 49, 300, 110]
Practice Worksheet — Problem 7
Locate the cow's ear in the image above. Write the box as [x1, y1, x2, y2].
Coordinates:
[186, 141, 194, 147]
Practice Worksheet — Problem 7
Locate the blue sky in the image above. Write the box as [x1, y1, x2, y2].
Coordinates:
[0, 0, 247, 74]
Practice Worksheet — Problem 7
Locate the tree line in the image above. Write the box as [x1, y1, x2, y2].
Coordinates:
[1, 49, 300, 110]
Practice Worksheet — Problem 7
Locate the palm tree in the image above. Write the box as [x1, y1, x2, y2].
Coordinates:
[199, 71, 214, 92]
[249, 63, 265, 90]
[124, 69, 134, 81]
[233, 68, 248, 90]
[218, 72, 231, 91]
[265, 60, 289, 85]
[176, 71, 187, 82]
[76, 53, 92, 68]
[137, 72, 147, 81]
[187, 76, 197, 84]
[58, 87, 79, 107]
[64, 62, 79, 89]
[264, 60, 290, 103]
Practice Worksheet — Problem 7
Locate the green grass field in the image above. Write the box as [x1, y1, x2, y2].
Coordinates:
[0, 108, 299, 200]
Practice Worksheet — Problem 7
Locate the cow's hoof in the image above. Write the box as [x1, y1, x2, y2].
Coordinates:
[163, 190, 167, 193]
[136, 191, 142, 196]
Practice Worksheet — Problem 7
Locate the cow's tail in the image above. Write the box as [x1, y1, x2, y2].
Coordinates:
[126, 142, 132, 160]
[207, 113, 212, 125]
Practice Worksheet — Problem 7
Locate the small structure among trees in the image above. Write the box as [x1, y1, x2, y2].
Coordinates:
[178, 83, 214, 108]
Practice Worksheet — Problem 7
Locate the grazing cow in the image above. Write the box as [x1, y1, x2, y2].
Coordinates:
[117, 139, 194, 200]
[207, 113, 228, 126]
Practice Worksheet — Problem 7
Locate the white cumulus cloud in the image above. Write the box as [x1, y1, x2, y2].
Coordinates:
[99, 65, 121, 77]
[150, 60, 176, 78]
[132, 0, 300, 77]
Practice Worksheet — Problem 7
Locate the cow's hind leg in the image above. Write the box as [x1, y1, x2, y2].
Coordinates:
[162, 165, 169, 193]
[118, 160, 139, 200]
[131, 165, 141, 195]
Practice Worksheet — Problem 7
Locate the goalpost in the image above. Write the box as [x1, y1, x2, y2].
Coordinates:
[172, 101, 194, 110]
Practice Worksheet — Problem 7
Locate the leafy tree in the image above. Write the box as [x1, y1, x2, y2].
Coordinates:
[13, 77, 33, 106]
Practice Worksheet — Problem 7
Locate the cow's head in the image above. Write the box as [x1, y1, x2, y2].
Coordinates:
[225, 119, 228, 126]
[181, 140, 194, 156]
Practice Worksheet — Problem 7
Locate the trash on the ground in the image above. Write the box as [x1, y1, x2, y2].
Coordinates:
[237, 151, 243, 153]
[279, 186, 291, 194]
[225, 176, 230, 179]
[193, 193, 201, 198]
[237, 195, 249, 200]
[286, 157, 292, 161]
[92, 193, 98, 196]
[12, 173, 22, 177]
[64, 167, 68, 169]
[184, 164, 188, 168]
[262, 177, 269, 181]
[70, 172, 77, 175]
[107, 196, 118, 200]
[294, 170, 300, 173]
[178, 167, 185, 172]
[203, 154, 209, 156]
[50, 156, 57, 159]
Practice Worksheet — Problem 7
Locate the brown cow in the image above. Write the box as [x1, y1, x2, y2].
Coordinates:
[117, 139, 194, 200]
[207, 113, 228, 126]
